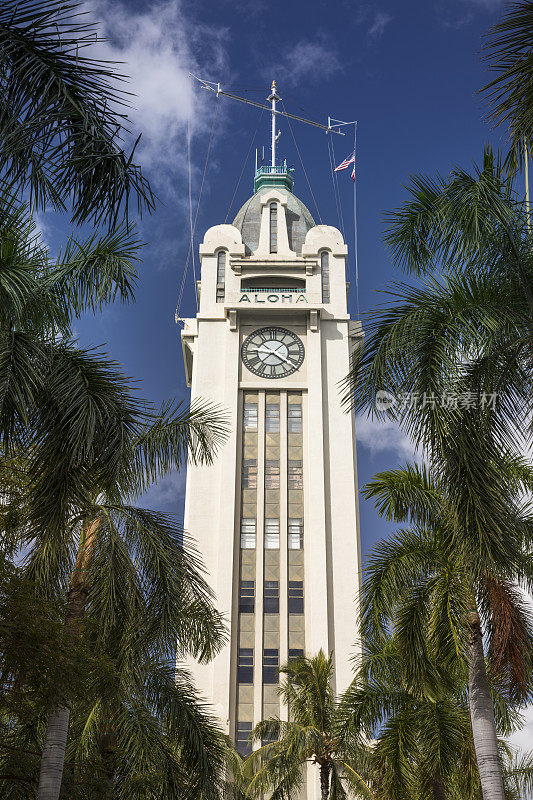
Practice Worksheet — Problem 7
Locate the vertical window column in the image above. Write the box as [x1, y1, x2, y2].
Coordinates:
[287, 393, 305, 659]
[263, 394, 280, 721]
[321, 251, 330, 303]
[236, 721, 253, 756]
[216, 251, 226, 302]
[253, 391, 267, 729]
[278, 391, 289, 720]
[269, 202, 278, 253]
[237, 392, 258, 742]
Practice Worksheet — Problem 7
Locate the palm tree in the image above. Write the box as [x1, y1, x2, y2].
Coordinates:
[242, 651, 375, 800]
[0, 187, 228, 798]
[62, 641, 225, 799]
[348, 149, 533, 430]
[31, 410, 227, 800]
[340, 635, 479, 800]
[344, 149, 533, 800]
[0, 0, 154, 225]
[481, 1, 533, 176]
[357, 462, 533, 800]
[0, 552, 227, 800]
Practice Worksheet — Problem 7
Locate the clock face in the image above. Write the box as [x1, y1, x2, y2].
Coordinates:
[241, 327, 305, 379]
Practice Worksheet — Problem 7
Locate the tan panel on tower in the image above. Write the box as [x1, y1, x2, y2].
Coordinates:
[264, 614, 279, 632]
[289, 615, 304, 633]
[289, 630, 305, 649]
[265, 504, 280, 518]
[241, 562, 255, 580]
[265, 565, 279, 581]
[244, 441, 258, 458]
[241, 550, 256, 566]
[289, 564, 304, 581]
[289, 550, 304, 567]
[265, 550, 279, 567]
[239, 628, 254, 648]
[240, 614, 255, 632]
[264, 630, 279, 648]
[237, 702, 254, 722]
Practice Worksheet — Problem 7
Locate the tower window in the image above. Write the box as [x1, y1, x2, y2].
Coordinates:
[264, 519, 280, 549]
[241, 519, 256, 549]
[264, 580, 279, 614]
[288, 518, 303, 550]
[239, 580, 255, 614]
[216, 251, 226, 302]
[244, 402, 258, 430]
[287, 404, 302, 433]
[321, 251, 330, 303]
[288, 581, 304, 614]
[288, 648, 304, 661]
[269, 202, 278, 253]
[288, 460, 303, 489]
[263, 649, 279, 684]
[265, 460, 280, 489]
[242, 459, 257, 489]
[236, 721, 253, 756]
[237, 648, 254, 683]
[265, 403, 280, 432]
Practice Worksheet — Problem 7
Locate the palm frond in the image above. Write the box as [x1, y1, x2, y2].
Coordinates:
[0, 0, 155, 224]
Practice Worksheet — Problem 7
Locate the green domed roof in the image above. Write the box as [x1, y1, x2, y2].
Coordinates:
[232, 187, 315, 255]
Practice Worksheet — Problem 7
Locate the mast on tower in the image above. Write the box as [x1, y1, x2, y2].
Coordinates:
[268, 79, 280, 167]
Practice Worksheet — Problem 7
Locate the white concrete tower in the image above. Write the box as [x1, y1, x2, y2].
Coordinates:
[180, 156, 363, 788]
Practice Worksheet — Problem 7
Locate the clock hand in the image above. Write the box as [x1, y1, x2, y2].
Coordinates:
[272, 352, 295, 366]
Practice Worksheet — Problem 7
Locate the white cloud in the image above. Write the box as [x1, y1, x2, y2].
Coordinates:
[355, 414, 422, 462]
[88, 0, 229, 194]
[139, 468, 186, 512]
[368, 11, 393, 38]
[262, 37, 341, 88]
[353, 6, 393, 40]
[32, 211, 50, 248]
[508, 704, 533, 750]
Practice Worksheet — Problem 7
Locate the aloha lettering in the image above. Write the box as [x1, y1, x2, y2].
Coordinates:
[238, 292, 308, 304]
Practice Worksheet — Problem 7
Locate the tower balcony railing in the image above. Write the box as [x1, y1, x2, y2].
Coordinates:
[255, 164, 289, 176]
[254, 161, 294, 192]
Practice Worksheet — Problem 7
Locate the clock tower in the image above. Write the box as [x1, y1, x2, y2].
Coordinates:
[180, 158, 363, 784]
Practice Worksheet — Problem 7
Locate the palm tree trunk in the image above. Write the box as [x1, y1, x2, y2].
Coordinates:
[320, 763, 331, 800]
[432, 772, 446, 800]
[38, 518, 99, 800]
[466, 610, 506, 800]
[98, 719, 117, 800]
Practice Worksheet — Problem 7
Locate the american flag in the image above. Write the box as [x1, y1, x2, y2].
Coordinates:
[334, 151, 356, 182]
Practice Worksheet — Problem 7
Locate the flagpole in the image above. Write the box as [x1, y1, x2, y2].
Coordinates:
[269, 80, 280, 167]
[353, 122, 359, 318]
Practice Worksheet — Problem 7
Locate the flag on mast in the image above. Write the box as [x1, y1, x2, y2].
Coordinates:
[334, 150, 356, 182]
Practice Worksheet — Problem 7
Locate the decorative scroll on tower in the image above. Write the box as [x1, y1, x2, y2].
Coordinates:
[180, 161, 363, 798]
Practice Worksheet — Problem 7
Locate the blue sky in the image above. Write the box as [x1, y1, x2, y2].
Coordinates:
[38, 0, 532, 744]
[40, 0, 513, 553]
